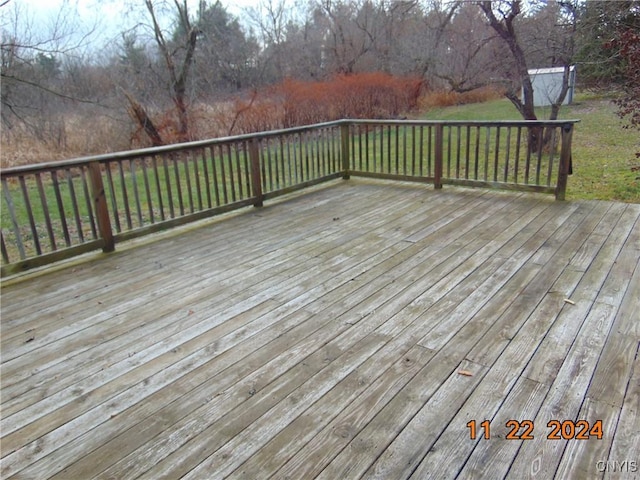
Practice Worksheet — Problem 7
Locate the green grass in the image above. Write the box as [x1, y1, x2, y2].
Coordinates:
[1, 136, 340, 263]
[2, 97, 638, 265]
[420, 93, 640, 203]
[350, 123, 562, 189]
[0, 154, 253, 261]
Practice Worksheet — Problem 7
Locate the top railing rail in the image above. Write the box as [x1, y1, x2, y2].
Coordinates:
[1, 118, 579, 276]
[1, 120, 350, 177]
[0, 119, 578, 177]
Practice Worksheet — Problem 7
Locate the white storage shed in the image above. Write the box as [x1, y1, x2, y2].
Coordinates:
[527, 66, 576, 107]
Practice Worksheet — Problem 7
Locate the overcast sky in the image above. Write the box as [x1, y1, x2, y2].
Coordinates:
[16, 0, 127, 31]
[8, 0, 254, 51]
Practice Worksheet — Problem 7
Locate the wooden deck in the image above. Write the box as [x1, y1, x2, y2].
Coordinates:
[1, 179, 638, 480]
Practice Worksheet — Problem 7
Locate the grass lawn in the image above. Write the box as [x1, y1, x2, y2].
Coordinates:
[420, 92, 640, 203]
[2, 95, 638, 266]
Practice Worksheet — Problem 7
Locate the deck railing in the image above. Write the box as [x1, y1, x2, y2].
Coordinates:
[1, 119, 577, 276]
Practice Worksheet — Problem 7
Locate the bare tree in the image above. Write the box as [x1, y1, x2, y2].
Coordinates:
[316, 0, 364, 73]
[138, 0, 201, 143]
[1, 0, 98, 134]
[274, 11, 326, 80]
[478, 0, 538, 120]
[433, 3, 499, 92]
[478, 0, 577, 150]
[245, 0, 291, 80]
[363, 0, 421, 74]
[478, 1, 575, 119]
[410, 0, 460, 79]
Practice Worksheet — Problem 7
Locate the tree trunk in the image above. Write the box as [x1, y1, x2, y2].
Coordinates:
[144, 0, 200, 143]
[480, 1, 542, 151]
[543, 65, 571, 149]
[123, 90, 164, 146]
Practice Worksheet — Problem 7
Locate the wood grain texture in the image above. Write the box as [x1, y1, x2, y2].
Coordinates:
[1, 179, 637, 480]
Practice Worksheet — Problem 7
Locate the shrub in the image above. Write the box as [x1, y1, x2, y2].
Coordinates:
[218, 73, 425, 135]
[278, 73, 423, 127]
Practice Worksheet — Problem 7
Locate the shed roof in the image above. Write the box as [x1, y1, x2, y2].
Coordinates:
[528, 65, 576, 75]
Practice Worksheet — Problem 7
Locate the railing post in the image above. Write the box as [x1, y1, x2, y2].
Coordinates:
[556, 123, 573, 201]
[249, 138, 264, 207]
[341, 123, 350, 180]
[88, 161, 115, 252]
[434, 124, 443, 189]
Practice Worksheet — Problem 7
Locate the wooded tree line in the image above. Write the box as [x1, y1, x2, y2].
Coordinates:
[1, 0, 639, 160]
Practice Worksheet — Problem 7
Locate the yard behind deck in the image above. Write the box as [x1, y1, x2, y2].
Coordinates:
[1, 179, 638, 479]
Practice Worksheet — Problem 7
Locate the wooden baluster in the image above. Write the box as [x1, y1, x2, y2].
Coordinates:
[546, 127, 558, 187]
[1, 231, 9, 264]
[80, 167, 98, 238]
[249, 137, 264, 207]
[183, 152, 195, 213]
[504, 127, 512, 183]
[172, 153, 185, 216]
[493, 126, 501, 182]
[446, 126, 452, 178]
[2, 178, 26, 259]
[34, 172, 56, 251]
[18, 175, 42, 255]
[152, 155, 166, 221]
[514, 126, 522, 184]
[192, 150, 203, 210]
[105, 162, 122, 231]
[225, 143, 234, 202]
[483, 127, 491, 182]
[129, 160, 144, 227]
[65, 168, 85, 242]
[341, 123, 350, 179]
[465, 126, 471, 180]
[140, 158, 155, 223]
[455, 126, 461, 179]
[50, 170, 71, 247]
[117, 161, 132, 229]
[434, 124, 443, 189]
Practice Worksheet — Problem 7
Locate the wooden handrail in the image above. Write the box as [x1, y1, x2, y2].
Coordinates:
[1, 118, 579, 276]
[0, 119, 579, 178]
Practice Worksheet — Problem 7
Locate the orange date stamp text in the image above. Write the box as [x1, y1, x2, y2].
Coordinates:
[466, 419, 603, 440]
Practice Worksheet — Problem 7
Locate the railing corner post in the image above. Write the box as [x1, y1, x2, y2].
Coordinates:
[249, 138, 264, 207]
[341, 123, 351, 180]
[88, 161, 115, 252]
[434, 124, 444, 190]
[555, 123, 573, 201]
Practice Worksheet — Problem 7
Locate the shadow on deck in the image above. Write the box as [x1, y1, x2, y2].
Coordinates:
[1, 179, 639, 479]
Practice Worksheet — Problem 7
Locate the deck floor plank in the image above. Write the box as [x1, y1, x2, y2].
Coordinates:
[1, 186, 450, 422]
[604, 349, 640, 480]
[1, 179, 638, 480]
[503, 202, 640, 480]
[58, 193, 516, 478]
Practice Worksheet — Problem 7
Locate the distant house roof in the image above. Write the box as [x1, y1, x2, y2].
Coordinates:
[528, 66, 576, 75]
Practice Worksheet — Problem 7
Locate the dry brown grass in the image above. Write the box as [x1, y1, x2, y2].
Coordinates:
[1, 114, 133, 168]
[2, 73, 425, 166]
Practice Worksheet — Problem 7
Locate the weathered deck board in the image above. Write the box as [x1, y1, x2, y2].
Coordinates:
[1, 179, 638, 480]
